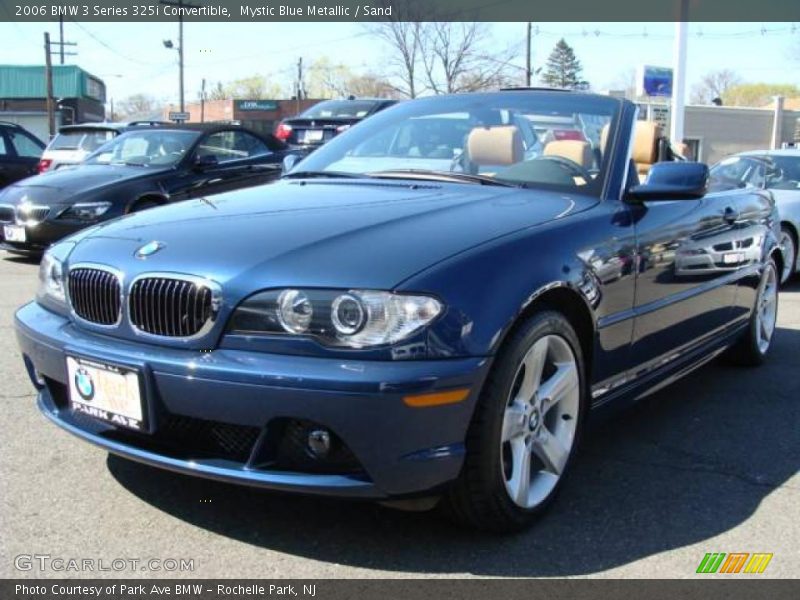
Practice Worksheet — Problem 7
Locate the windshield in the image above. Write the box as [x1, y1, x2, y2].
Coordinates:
[85, 130, 199, 167]
[765, 155, 800, 190]
[301, 100, 380, 119]
[50, 129, 117, 152]
[709, 156, 766, 190]
[292, 92, 620, 195]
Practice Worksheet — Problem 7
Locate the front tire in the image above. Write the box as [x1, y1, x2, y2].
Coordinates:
[779, 225, 796, 285]
[444, 310, 586, 532]
[728, 259, 779, 366]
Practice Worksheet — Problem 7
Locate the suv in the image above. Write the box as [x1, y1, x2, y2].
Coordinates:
[38, 121, 168, 173]
[0, 122, 45, 189]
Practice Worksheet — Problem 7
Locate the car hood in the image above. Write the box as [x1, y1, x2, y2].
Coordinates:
[1, 164, 166, 203]
[67, 179, 593, 293]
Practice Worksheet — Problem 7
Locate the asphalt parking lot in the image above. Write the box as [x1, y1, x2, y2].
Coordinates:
[0, 252, 797, 579]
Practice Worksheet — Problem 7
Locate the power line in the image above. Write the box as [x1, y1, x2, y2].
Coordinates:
[69, 20, 153, 65]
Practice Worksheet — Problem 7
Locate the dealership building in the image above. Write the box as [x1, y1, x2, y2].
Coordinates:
[0, 65, 106, 141]
[635, 99, 800, 164]
[163, 98, 323, 135]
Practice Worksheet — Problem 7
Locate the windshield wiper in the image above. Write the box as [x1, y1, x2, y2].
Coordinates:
[368, 169, 520, 188]
[282, 170, 363, 179]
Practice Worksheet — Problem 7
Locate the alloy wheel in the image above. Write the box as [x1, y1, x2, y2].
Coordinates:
[756, 263, 778, 354]
[501, 334, 580, 509]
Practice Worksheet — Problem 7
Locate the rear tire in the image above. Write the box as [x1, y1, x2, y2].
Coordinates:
[443, 310, 586, 532]
[728, 258, 779, 366]
[779, 225, 796, 285]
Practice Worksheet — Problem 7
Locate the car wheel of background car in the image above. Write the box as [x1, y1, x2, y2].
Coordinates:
[728, 258, 779, 366]
[443, 310, 586, 532]
[779, 225, 796, 285]
[129, 198, 162, 213]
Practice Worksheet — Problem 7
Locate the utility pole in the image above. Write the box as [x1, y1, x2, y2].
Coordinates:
[44, 32, 55, 138]
[200, 78, 206, 122]
[296, 57, 303, 113]
[160, 0, 201, 114]
[59, 16, 64, 64]
[47, 21, 77, 65]
[525, 22, 532, 87]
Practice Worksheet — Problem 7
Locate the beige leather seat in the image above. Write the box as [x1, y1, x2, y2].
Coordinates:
[466, 125, 524, 167]
[543, 140, 593, 170]
[633, 121, 662, 182]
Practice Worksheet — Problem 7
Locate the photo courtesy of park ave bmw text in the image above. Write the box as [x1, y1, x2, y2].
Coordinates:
[0, 0, 798, 596]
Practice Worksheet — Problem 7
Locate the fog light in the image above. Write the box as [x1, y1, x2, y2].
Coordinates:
[307, 429, 331, 458]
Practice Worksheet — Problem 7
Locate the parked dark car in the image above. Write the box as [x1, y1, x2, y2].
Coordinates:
[38, 121, 169, 173]
[0, 123, 288, 255]
[274, 97, 397, 150]
[0, 121, 45, 189]
[15, 91, 782, 532]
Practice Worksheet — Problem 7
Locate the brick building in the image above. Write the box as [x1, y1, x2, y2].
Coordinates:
[163, 98, 323, 136]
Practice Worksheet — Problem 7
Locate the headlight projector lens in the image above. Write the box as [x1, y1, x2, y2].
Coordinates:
[277, 289, 313, 333]
[331, 294, 365, 335]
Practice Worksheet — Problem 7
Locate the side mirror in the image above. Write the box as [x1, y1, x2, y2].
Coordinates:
[281, 153, 302, 175]
[193, 154, 218, 171]
[627, 161, 709, 201]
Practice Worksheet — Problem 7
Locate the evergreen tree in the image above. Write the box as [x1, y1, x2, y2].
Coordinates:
[541, 39, 588, 90]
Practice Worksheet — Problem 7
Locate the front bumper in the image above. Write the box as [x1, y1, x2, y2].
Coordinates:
[15, 302, 490, 499]
[0, 219, 86, 254]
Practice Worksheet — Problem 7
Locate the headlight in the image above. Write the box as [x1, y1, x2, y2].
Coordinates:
[36, 250, 66, 309]
[229, 289, 442, 348]
[59, 201, 112, 221]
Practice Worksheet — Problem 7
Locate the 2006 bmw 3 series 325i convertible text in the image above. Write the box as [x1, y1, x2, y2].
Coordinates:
[15, 91, 784, 531]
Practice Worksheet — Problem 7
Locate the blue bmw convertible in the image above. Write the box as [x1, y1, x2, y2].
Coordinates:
[15, 90, 783, 531]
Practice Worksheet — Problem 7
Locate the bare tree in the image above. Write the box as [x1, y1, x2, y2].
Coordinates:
[206, 82, 228, 101]
[346, 73, 401, 98]
[116, 94, 161, 120]
[690, 69, 743, 104]
[366, 0, 426, 98]
[420, 22, 519, 94]
[609, 67, 637, 99]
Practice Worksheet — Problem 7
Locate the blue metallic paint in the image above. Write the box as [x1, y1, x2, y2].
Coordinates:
[14, 92, 782, 499]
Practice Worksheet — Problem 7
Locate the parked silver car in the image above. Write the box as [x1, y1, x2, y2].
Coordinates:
[709, 149, 800, 284]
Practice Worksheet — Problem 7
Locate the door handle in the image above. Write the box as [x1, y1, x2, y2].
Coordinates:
[723, 206, 739, 224]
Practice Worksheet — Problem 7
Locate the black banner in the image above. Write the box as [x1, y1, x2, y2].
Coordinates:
[2, 0, 800, 22]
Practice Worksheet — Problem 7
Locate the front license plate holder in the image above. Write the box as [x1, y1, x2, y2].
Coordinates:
[722, 252, 745, 265]
[3, 225, 26, 243]
[66, 356, 149, 432]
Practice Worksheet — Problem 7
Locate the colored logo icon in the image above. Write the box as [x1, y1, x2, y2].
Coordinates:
[135, 241, 165, 259]
[74, 368, 95, 401]
[696, 552, 773, 574]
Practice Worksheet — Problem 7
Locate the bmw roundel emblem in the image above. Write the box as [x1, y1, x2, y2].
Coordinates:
[74, 368, 95, 401]
[135, 240, 165, 259]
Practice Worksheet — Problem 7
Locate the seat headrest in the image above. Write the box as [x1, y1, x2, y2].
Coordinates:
[466, 125, 524, 166]
[600, 123, 611, 154]
[633, 121, 662, 165]
[543, 140, 593, 169]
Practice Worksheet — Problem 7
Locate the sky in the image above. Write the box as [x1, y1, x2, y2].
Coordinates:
[0, 21, 798, 108]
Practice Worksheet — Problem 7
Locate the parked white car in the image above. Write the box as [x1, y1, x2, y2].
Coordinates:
[37, 121, 167, 173]
[709, 149, 800, 284]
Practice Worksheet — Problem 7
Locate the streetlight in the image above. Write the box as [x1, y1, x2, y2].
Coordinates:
[99, 73, 123, 121]
[162, 37, 183, 113]
[159, 0, 201, 115]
